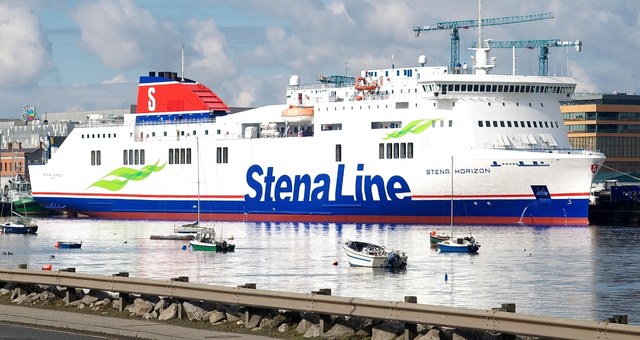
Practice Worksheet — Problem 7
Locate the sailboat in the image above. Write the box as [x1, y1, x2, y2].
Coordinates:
[437, 156, 480, 253]
[188, 137, 235, 252]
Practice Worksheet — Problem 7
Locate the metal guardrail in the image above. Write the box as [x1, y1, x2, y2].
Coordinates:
[0, 268, 639, 340]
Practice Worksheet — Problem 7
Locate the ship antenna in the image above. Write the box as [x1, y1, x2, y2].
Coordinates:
[478, 0, 482, 48]
[181, 44, 185, 81]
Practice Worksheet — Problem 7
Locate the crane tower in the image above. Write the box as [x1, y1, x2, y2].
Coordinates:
[413, 12, 554, 73]
[470, 39, 582, 76]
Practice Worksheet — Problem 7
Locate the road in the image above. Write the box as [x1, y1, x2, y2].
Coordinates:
[0, 322, 133, 339]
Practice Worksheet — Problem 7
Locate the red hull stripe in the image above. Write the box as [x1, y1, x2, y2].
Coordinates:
[32, 192, 244, 200]
[84, 211, 589, 226]
[413, 192, 590, 199]
[33, 191, 589, 200]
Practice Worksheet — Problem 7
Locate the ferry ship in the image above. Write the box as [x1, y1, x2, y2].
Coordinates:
[28, 43, 605, 225]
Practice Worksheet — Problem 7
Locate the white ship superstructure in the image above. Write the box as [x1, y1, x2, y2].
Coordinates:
[28, 44, 604, 225]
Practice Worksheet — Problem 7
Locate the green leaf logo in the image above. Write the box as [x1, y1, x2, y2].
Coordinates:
[384, 119, 441, 140]
[89, 161, 167, 191]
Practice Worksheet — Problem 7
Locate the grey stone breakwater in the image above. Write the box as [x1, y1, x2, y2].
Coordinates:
[0, 281, 531, 340]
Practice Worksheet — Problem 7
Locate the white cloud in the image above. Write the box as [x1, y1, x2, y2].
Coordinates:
[230, 76, 261, 107]
[186, 18, 236, 79]
[0, 4, 53, 88]
[101, 74, 129, 84]
[73, 0, 179, 70]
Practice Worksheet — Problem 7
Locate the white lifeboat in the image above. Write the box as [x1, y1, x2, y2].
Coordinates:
[355, 76, 378, 92]
[282, 106, 314, 124]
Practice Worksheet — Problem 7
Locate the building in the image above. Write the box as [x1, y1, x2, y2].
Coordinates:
[561, 93, 640, 183]
[0, 117, 74, 196]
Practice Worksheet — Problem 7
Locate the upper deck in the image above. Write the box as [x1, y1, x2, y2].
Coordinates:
[286, 63, 576, 107]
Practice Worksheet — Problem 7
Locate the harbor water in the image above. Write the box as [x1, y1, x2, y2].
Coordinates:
[0, 218, 638, 324]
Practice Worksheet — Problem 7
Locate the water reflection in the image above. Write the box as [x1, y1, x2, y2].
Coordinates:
[0, 218, 637, 324]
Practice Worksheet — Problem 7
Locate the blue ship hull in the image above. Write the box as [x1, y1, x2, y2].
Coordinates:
[37, 196, 591, 226]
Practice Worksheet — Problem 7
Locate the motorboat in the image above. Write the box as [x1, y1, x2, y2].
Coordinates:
[341, 240, 407, 268]
[189, 228, 235, 252]
[1, 218, 38, 234]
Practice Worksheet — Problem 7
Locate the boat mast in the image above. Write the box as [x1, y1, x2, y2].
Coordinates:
[478, 0, 482, 50]
[450, 156, 454, 229]
[196, 137, 200, 223]
[181, 44, 185, 81]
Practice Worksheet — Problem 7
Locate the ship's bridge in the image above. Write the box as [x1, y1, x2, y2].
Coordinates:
[418, 75, 576, 100]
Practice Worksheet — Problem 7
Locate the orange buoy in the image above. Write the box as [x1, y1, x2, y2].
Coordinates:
[42, 264, 52, 271]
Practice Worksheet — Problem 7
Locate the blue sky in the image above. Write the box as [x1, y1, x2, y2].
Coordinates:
[0, 0, 638, 118]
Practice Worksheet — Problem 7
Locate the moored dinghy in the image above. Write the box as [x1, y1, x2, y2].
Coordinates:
[54, 241, 82, 249]
[341, 240, 407, 268]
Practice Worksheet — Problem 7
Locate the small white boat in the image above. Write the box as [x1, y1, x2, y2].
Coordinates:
[341, 240, 407, 268]
[174, 222, 205, 234]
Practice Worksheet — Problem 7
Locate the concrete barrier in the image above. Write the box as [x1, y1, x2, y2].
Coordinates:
[0, 267, 638, 339]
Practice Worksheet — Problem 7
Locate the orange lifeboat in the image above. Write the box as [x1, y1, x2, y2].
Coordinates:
[282, 106, 314, 124]
[355, 76, 378, 92]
